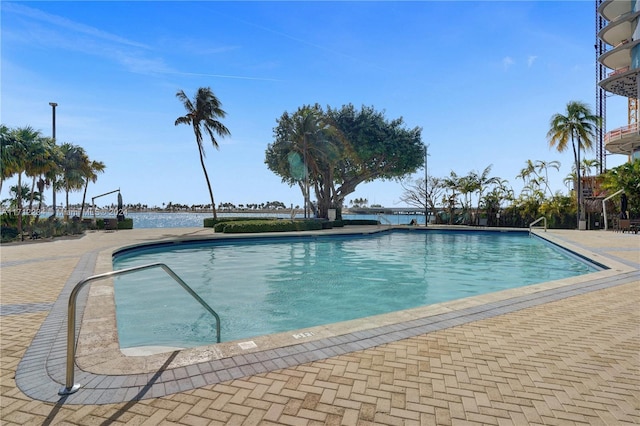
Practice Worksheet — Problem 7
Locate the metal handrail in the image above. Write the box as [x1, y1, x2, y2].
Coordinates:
[529, 217, 547, 233]
[602, 189, 625, 231]
[58, 262, 221, 395]
[377, 213, 392, 226]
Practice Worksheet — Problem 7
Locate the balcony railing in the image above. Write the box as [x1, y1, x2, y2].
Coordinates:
[604, 122, 639, 144]
[607, 66, 630, 78]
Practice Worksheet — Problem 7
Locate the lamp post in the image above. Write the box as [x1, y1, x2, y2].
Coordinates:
[424, 144, 430, 227]
[303, 133, 308, 219]
[49, 102, 58, 218]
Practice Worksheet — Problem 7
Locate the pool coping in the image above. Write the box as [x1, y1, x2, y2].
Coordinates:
[14, 227, 639, 404]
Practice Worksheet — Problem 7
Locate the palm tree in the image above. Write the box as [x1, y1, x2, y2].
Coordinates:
[24, 137, 58, 214]
[287, 106, 335, 218]
[535, 160, 561, 198]
[79, 160, 106, 220]
[5, 126, 41, 238]
[547, 101, 601, 227]
[59, 143, 89, 219]
[469, 165, 498, 225]
[175, 87, 231, 219]
[0, 125, 15, 193]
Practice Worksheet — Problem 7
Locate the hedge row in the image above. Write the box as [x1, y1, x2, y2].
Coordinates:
[204, 217, 273, 228]
[342, 219, 379, 226]
[204, 217, 379, 233]
[95, 218, 134, 230]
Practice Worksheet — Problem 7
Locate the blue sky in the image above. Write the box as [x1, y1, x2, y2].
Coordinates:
[1, 1, 630, 209]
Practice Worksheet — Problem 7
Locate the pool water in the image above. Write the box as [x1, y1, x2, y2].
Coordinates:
[112, 230, 598, 348]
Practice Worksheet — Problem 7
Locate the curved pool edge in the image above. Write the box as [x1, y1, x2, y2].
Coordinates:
[15, 226, 639, 404]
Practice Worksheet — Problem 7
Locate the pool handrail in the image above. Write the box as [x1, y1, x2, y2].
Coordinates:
[377, 213, 393, 226]
[58, 262, 221, 396]
[529, 217, 547, 233]
[602, 189, 624, 231]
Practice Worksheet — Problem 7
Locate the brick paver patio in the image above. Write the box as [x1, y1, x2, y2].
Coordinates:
[1, 227, 638, 425]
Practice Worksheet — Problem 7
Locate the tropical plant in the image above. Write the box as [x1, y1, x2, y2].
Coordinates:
[1, 184, 38, 210]
[581, 158, 600, 178]
[441, 172, 462, 224]
[535, 160, 561, 197]
[601, 159, 640, 217]
[0, 125, 15, 193]
[269, 105, 335, 217]
[58, 143, 89, 219]
[468, 165, 499, 224]
[3, 126, 42, 237]
[266, 104, 424, 219]
[79, 160, 106, 220]
[24, 137, 59, 214]
[547, 101, 601, 226]
[175, 87, 231, 219]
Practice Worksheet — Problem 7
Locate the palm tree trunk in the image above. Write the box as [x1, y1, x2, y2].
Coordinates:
[65, 186, 70, 221]
[28, 176, 37, 212]
[80, 181, 89, 221]
[198, 151, 217, 219]
[52, 178, 57, 218]
[571, 136, 580, 228]
[577, 137, 584, 224]
[17, 173, 23, 240]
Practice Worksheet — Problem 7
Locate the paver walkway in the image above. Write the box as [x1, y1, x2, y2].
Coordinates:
[1, 228, 638, 425]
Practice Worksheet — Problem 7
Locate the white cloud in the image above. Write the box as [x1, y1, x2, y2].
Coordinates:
[527, 55, 538, 67]
[502, 56, 515, 70]
[4, 3, 150, 50]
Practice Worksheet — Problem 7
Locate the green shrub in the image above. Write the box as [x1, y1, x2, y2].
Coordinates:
[321, 221, 333, 230]
[1, 226, 19, 242]
[204, 217, 276, 228]
[220, 219, 324, 233]
[117, 218, 134, 229]
[342, 219, 379, 226]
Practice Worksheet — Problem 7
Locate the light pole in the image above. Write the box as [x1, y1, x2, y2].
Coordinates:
[424, 144, 430, 227]
[303, 133, 308, 219]
[49, 102, 58, 218]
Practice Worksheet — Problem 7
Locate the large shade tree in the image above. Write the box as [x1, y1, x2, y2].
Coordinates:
[266, 104, 425, 219]
[547, 101, 601, 227]
[175, 87, 231, 219]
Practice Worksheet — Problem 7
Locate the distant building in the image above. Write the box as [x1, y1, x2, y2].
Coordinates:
[597, 0, 640, 162]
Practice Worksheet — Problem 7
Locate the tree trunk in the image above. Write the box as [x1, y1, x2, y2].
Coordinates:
[571, 136, 580, 227]
[17, 173, 23, 240]
[199, 150, 217, 219]
[65, 186, 70, 221]
[28, 176, 37, 212]
[79, 181, 89, 221]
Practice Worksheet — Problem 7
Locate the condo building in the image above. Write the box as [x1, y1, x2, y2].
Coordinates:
[597, 0, 640, 162]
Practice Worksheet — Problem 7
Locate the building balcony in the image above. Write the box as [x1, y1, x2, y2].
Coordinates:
[599, 38, 639, 70]
[598, 11, 639, 46]
[599, 64, 638, 97]
[604, 122, 640, 155]
[598, 0, 632, 22]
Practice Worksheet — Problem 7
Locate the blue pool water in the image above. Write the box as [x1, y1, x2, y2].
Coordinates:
[98, 212, 421, 228]
[112, 230, 598, 348]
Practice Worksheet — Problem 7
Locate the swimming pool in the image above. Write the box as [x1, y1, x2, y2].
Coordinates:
[112, 230, 599, 349]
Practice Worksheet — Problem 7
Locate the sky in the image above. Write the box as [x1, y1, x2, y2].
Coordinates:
[0, 1, 631, 210]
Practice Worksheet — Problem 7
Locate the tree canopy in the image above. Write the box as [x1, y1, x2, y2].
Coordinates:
[265, 104, 425, 218]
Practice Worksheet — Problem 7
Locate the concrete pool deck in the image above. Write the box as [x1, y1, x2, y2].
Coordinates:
[0, 226, 638, 424]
